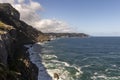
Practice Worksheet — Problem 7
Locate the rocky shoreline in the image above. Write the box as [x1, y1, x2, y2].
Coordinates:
[25, 43, 52, 80]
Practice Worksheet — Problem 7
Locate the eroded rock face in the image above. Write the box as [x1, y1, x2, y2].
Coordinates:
[0, 23, 18, 80]
[0, 3, 20, 20]
[0, 35, 8, 65]
[0, 3, 50, 80]
[0, 28, 38, 80]
[0, 3, 50, 43]
[0, 21, 15, 65]
[0, 3, 44, 80]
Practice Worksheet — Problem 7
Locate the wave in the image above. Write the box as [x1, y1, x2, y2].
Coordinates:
[91, 74, 120, 80]
[25, 43, 52, 80]
[25, 42, 83, 80]
[41, 53, 83, 80]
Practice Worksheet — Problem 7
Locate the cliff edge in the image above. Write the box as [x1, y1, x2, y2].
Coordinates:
[0, 3, 49, 80]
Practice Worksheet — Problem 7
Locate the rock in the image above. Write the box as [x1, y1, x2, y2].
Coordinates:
[0, 3, 42, 80]
[0, 3, 49, 80]
[0, 3, 20, 20]
[54, 73, 59, 80]
[0, 3, 50, 43]
[0, 35, 8, 65]
[0, 21, 39, 80]
[0, 24, 18, 80]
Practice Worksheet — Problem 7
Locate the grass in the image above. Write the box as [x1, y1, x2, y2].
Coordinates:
[0, 21, 6, 28]
[0, 21, 14, 31]
[0, 30, 6, 34]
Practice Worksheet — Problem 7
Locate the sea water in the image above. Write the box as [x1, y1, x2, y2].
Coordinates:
[29, 37, 120, 80]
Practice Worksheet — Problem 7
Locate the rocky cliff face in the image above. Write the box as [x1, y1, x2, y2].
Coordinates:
[0, 22, 38, 80]
[0, 3, 50, 43]
[0, 3, 20, 19]
[0, 3, 49, 80]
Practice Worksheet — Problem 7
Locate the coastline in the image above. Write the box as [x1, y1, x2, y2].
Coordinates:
[25, 43, 52, 80]
[26, 39, 83, 80]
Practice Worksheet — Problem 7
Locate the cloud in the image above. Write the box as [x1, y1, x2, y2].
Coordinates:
[13, 0, 42, 24]
[0, 0, 74, 33]
[33, 19, 73, 33]
[17, 0, 24, 3]
[0, 0, 14, 4]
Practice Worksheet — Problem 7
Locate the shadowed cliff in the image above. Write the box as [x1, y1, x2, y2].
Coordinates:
[0, 3, 50, 43]
[0, 3, 50, 80]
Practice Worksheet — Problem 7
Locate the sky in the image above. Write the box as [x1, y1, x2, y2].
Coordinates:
[0, 0, 120, 36]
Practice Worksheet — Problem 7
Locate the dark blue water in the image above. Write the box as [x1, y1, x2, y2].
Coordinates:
[41, 37, 120, 80]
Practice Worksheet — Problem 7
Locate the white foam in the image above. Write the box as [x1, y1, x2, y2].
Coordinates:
[46, 69, 75, 80]
[91, 73, 120, 80]
[94, 72, 98, 75]
[25, 42, 83, 80]
[82, 65, 91, 68]
[24, 44, 33, 48]
[25, 44, 52, 80]
[97, 75, 107, 79]
[37, 42, 46, 45]
[42, 55, 58, 59]
[112, 64, 117, 67]
[41, 53, 83, 80]
[73, 66, 83, 77]
[61, 62, 70, 67]
[91, 75, 107, 80]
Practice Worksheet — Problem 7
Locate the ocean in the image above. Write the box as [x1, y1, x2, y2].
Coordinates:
[28, 37, 120, 80]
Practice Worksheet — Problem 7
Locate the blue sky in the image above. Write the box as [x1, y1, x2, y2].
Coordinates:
[34, 0, 120, 36]
[1, 0, 120, 36]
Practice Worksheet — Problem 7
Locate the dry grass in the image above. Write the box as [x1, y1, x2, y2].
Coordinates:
[0, 21, 14, 30]
[0, 21, 6, 27]
[0, 30, 6, 34]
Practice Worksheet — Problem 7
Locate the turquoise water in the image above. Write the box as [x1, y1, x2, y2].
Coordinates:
[41, 37, 120, 80]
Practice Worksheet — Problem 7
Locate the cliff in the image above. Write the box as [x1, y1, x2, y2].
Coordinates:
[0, 3, 50, 43]
[0, 3, 50, 80]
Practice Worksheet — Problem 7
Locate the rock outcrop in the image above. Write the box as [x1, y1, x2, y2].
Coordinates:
[0, 3, 20, 19]
[0, 3, 50, 43]
[0, 3, 50, 80]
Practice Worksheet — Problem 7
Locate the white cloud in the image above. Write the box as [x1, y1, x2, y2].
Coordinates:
[29, 1, 42, 10]
[33, 19, 73, 33]
[0, 0, 15, 4]
[0, 0, 74, 33]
